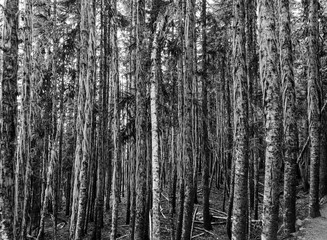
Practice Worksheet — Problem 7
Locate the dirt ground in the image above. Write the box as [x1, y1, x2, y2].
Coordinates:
[42, 185, 326, 240]
[293, 199, 327, 240]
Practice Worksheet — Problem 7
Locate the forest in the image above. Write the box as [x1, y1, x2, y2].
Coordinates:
[1, 0, 327, 239]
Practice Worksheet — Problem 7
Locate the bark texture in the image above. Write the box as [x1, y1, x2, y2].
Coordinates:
[181, 0, 196, 239]
[201, 0, 212, 231]
[134, 0, 148, 239]
[70, 0, 94, 238]
[0, 0, 19, 239]
[231, 0, 249, 239]
[258, 0, 283, 239]
[111, 0, 120, 237]
[279, 0, 298, 234]
[308, 0, 321, 218]
[150, 11, 166, 240]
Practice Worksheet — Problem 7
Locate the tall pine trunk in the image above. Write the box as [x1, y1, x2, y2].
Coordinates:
[279, 0, 298, 234]
[231, 0, 249, 239]
[150, 9, 168, 239]
[258, 0, 283, 239]
[201, 0, 212, 231]
[134, 0, 148, 239]
[308, 0, 321, 218]
[181, 0, 195, 239]
[110, 0, 120, 237]
[21, 0, 33, 237]
[0, 0, 19, 239]
[70, 0, 94, 238]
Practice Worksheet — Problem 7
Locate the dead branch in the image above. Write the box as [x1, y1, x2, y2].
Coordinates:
[116, 234, 128, 240]
[160, 206, 166, 219]
[209, 207, 227, 216]
[194, 226, 218, 237]
[191, 206, 198, 237]
[161, 193, 169, 201]
[191, 232, 205, 239]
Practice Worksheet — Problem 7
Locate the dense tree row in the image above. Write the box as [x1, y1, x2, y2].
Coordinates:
[1, 0, 327, 239]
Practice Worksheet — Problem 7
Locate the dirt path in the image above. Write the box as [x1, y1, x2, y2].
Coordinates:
[297, 203, 327, 240]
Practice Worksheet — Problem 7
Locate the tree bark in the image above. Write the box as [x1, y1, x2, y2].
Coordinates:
[0, 0, 19, 239]
[150, 10, 167, 239]
[231, 0, 249, 239]
[279, 0, 298, 234]
[181, 0, 196, 239]
[258, 0, 283, 239]
[70, 0, 94, 238]
[308, 0, 321, 218]
[110, 0, 120, 238]
[134, 0, 148, 239]
[94, 0, 107, 237]
[201, 0, 212, 231]
[20, 0, 33, 237]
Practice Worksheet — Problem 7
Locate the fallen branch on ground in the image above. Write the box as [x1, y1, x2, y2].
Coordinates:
[191, 206, 198, 238]
[120, 224, 129, 227]
[116, 234, 128, 240]
[194, 220, 226, 225]
[212, 215, 227, 220]
[161, 193, 169, 201]
[194, 226, 218, 237]
[209, 208, 227, 216]
[160, 206, 167, 219]
[191, 232, 205, 239]
[212, 221, 226, 225]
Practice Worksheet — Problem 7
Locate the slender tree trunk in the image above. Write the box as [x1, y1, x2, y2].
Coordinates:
[320, 113, 327, 197]
[0, 0, 19, 239]
[231, 0, 249, 239]
[175, 1, 185, 239]
[258, 0, 283, 239]
[104, 0, 112, 213]
[176, 20, 185, 233]
[201, 0, 212, 231]
[111, 0, 120, 237]
[169, 127, 177, 240]
[70, 0, 94, 238]
[308, 0, 321, 218]
[50, 2, 59, 238]
[94, 0, 106, 237]
[181, 0, 196, 239]
[134, 0, 148, 239]
[150, 11, 167, 239]
[20, 0, 33, 238]
[129, 2, 137, 238]
[279, 0, 298, 234]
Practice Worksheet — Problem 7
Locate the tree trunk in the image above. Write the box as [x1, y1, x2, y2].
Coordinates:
[20, 0, 33, 237]
[231, 0, 249, 239]
[181, 0, 196, 239]
[279, 0, 298, 234]
[134, 0, 148, 239]
[201, 0, 212, 231]
[258, 0, 283, 239]
[70, 0, 94, 238]
[150, 10, 167, 239]
[0, 0, 19, 239]
[94, 0, 107, 237]
[320, 112, 327, 197]
[110, 0, 120, 237]
[308, 0, 321, 218]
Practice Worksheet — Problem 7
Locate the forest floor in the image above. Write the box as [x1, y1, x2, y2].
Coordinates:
[293, 198, 327, 240]
[42, 184, 327, 240]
